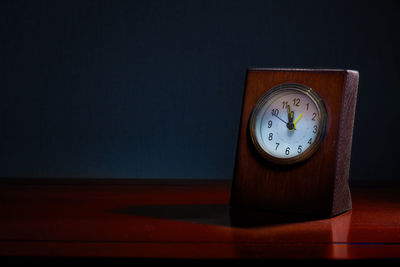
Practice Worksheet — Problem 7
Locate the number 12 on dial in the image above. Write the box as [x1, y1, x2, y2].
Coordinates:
[249, 83, 327, 164]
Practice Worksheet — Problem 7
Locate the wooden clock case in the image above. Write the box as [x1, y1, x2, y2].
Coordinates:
[230, 69, 359, 218]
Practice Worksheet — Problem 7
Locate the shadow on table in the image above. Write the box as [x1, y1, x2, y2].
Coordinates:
[113, 203, 322, 228]
[113, 204, 353, 258]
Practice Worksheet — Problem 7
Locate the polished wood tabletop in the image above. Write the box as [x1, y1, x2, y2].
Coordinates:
[0, 179, 399, 260]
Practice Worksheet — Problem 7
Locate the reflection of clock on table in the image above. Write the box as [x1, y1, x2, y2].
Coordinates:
[230, 69, 359, 217]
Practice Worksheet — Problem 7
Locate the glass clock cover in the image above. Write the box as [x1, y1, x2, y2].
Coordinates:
[249, 83, 327, 164]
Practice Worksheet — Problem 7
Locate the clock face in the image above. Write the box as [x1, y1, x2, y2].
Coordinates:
[249, 83, 327, 164]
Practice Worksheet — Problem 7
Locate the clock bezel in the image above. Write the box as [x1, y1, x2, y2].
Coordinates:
[249, 83, 328, 165]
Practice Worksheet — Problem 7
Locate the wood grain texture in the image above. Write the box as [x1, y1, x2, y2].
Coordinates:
[0, 179, 399, 259]
[230, 69, 359, 217]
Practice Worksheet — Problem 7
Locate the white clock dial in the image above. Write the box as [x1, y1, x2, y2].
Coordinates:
[249, 84, 327, 164]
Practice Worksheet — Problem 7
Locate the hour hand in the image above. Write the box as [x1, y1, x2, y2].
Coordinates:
[286, 105, 295, 130]
[287, 105, 292, 122]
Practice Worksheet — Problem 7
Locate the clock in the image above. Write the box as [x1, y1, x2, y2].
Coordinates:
[230, 69, 359, 218]
[249, 83, 327, 165]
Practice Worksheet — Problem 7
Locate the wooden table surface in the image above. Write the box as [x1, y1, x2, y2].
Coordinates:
[0, 179, 399, 260]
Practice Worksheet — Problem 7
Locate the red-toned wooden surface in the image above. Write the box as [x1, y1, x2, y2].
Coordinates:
[0, 179, 399, 259]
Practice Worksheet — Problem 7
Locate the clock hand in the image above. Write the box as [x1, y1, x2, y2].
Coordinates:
[272, 113, 288, 124]
[293, 113, 304, 129]
[287, 105, 292, 123]
[286, 105, 295, 131]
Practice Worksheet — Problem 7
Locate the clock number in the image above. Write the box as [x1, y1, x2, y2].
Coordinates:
[268, 133, 273, 141]
[297, 145, 302, 154]
[308, 138, 312, 145]
[293, 98, 300, 106]
[282, 101, 288, 109]
[275, 143, 280, 150]
[313, 125, 318, 133]
[267, 120, 272, 128]
[312, 113, 317, 121]
[272, 109, 279, 116]
[306, 103, 309, 111]
[285, 147, 290, 155]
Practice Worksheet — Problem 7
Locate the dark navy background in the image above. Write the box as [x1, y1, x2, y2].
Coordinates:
[0, 0, 399, 180]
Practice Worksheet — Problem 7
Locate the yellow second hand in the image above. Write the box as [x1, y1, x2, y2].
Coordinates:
[293, 113, 303, 128]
